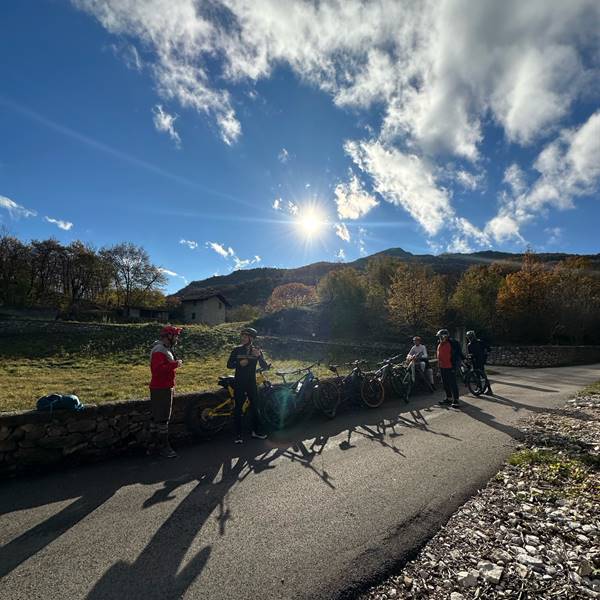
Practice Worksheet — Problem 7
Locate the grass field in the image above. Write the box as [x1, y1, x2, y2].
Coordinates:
[0, 320, 334, 412]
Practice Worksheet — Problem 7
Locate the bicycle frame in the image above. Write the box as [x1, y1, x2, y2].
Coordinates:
[207, 368, 271, 418]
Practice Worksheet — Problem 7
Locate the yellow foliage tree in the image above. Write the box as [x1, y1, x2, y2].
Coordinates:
[265, 282, 317, 313]
[387, 263, 446, 331]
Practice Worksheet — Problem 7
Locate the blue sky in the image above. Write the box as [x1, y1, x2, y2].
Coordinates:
[1, 1, 599, 293]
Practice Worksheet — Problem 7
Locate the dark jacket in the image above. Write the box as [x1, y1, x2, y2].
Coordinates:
[227, 343, 268, 385]
[449, 338, 465, 369]
[467, 339, 490, 368]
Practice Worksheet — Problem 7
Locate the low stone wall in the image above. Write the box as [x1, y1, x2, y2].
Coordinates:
[487, 345, 600, 368]
[0, 391, 222, 478]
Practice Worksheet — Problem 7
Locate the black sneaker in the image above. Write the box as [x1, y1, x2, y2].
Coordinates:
[439, 398, 452, 405]
[159, 446, 177, 459]
[451, 400, 461, 408]
[251, 431, 267, 440]
[234, 437, 243, 444]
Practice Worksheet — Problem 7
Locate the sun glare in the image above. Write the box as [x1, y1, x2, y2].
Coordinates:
[296, 207, 326, 238]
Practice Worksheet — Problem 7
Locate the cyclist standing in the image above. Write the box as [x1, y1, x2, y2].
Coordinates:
[148, 324, 183, 458]
[466, 330, 493, 395]
[227, 327, 269, 444]
[436, 328, 464, 407]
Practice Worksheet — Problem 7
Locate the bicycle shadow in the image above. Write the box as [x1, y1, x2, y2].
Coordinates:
[0, 392, 460, 593]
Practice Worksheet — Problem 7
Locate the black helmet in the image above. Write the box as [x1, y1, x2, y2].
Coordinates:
[466, 330, 476, 340]
[241, 327, 258, 338]
[436, 328, 449, 338]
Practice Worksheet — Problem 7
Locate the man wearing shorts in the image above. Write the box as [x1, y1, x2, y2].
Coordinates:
[148, 324, 183, 458]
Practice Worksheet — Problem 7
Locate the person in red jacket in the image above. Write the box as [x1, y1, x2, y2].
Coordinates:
[148, 324, 183, 458]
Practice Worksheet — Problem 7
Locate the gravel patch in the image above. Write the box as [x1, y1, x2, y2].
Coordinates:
[362, 392, 600, 600]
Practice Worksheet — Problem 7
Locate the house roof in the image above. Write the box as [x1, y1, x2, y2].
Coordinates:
[181, 290, 231, 307]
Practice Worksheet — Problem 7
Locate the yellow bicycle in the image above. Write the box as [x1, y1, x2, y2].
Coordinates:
[186, 367, 271, 434]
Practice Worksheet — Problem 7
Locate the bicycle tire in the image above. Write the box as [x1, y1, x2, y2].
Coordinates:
[360, 373, 385, 408]
[260, 386, 297, 430]
[391, 367, 412, 402]
[185, 393, 230, 434]
[314, 380, 340, 418]
[466, 370, 485, 396]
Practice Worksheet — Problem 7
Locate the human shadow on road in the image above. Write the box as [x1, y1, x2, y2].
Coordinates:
[490, 379, 558, 393]
[0, 392, 454, 587]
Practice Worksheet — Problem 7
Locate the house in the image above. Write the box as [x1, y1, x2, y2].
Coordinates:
[123, 306, 170, 322]
[181, 291, 231, 325]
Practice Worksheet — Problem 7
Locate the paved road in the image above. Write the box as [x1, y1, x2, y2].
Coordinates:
[1, 364, 598, 600]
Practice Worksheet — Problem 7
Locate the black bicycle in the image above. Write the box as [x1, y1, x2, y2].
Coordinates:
[459, 358, 490, 396]
[327, 360, 385, 413]
[373, 354, 409, 401]
[261, 362, 338, 428]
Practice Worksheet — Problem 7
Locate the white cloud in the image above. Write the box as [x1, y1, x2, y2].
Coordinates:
[179, 238, 198, 250]
[485, 214, 525, 243]
[358, 226, 368, 257]
[74, 0, 600, 159]
[272, 198, 282, 210]
[346, 139, 453, 236]
[278, 148, 289, 163]
[159, 267, 188, 284]
[335, 248, 346, 261]
[206, 241, 235, 258]
[446, 236, 474, 254]
[334, 172, 379, 220]
[503, 164, 528, 196]
[0, 195, 37, 219]
[206, 241, 260, 270]
[45, 217, 74, 231]
[455, 170, 483, 191]
[545, 226, 563, 245]
[152, 104, 181, 147]
[287, 200, 299, 216]
[334, 222, 351, 242]
[233, 254, 261, 270]
[74, 0, 241, 145]
[486, 110, 600, 243]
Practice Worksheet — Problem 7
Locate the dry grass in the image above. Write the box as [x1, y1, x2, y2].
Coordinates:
[0, 354, 333, 412]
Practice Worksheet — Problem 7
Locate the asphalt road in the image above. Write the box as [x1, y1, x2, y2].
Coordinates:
[1, 364, 598, 600]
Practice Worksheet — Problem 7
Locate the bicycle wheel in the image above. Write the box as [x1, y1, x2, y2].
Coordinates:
[314, 380, 340, 418]
[466, 370, 485, 396]
[185, 393, 230, 434]
[391, 367, 412, 402]
[260, 386, 297, 430]
[360, 373, 385, 408]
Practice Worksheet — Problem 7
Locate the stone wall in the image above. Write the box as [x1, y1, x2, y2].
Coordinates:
[0, 391, 222, 478]
[487, 345, 600, 368]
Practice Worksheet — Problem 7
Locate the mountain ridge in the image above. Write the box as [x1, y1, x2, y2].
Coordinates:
[174, 248, 600, 307]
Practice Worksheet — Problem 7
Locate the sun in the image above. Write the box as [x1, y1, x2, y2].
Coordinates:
[296, 207, 326, 238]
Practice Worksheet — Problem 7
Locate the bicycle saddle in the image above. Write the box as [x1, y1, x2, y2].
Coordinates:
[218, 375, 235, 388]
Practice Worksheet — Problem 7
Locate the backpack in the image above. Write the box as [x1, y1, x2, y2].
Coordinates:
[36, 393, 84, 412]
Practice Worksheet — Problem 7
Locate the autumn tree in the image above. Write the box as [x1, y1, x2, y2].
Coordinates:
[317, 267, 367, 335]
[451, 264, 505, 336]
[265, 282, 317, 313]
[29, 239, 65, 305]
[0, 232, 30, 306]
[386, 263, 445, 332]
[101, 242, 167, 308]
[496, 253, 558, 343]
[228, 304, 262, 322]
[549, 257, 600, 343]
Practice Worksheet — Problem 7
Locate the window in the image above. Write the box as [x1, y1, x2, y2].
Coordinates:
[191, 312, 196, 320]
[218, 302, 222, 309]
[193, 300, 197, 306]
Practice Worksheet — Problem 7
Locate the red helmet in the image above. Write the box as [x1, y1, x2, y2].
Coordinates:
[160, 325, 183, 337]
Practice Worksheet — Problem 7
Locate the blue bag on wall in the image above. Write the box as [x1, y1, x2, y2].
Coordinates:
[36, 394, 84, 412]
